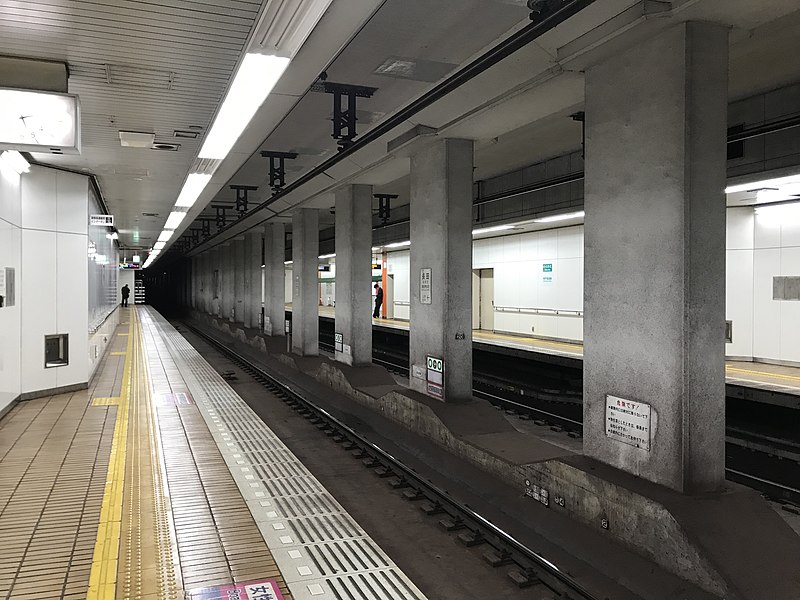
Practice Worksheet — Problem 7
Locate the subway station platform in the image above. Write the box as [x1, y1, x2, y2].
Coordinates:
[296, 305, 800, 398]
[0, 307, 425, 600]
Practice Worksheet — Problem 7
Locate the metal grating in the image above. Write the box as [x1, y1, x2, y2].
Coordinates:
[138, 307, 427, 600]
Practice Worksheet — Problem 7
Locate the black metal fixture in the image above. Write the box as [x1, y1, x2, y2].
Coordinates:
[260, 151, 298, 193]
[319, 81, 378, 150]
[212, 205, 229, 230]
[200, 219, 211, 239]
[190, 228, 201, 246]
[570, 111, 585, 158]
[527, 0, 552, 20]
[230, 185, 258, 216]
[374, 193, 398, 226]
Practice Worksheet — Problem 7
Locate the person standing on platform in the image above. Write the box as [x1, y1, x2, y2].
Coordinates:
[373, 283, 383, 319]
[121, 284, 130, 307]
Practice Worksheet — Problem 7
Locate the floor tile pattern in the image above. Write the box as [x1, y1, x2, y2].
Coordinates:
[0, 328, 124, 599]
[140, 307, 426, 600]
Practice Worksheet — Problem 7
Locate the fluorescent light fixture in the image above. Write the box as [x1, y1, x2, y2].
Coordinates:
[199, 53, 290, 160]
[157, 230, 174, 242]
[371, 246, 381, 252]
[318, 253, 335, 259]
[472, 224, 514, 235]
[726, 174, 800, 194]
[175, 173, 212, 208]
[0, 88, 80, 153]
[253, 0, 335, 57]
[153, 241, 166, 250]
[132, 255, 140, 263]
[163, 211, 186, 230]
[0, 150, 30, 174]
[284, 260, 293, 265]
[533, 210, 585, 223]
[386, 240, 410, 248]
[105, 232, 118, 240]
[119, 131, 155, 148]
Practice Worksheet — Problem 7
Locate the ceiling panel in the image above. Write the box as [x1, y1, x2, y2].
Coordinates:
[0, 0, 264, 251]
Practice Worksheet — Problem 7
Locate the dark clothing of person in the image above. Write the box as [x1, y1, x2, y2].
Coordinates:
[121, 285, 130, 307]
[373, 286, 383, 318]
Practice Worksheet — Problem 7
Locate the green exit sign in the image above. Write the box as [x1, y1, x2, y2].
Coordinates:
[543, 263, 553, 272]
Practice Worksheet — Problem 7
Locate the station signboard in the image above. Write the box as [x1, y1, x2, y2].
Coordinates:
[605, 395, 651, 451]
[420, 268, 432, 304]
[334, 332, 343, 353]
[90, 214, 114, 227]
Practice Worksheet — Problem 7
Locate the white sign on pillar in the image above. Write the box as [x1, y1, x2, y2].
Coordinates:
[426, 355, 444, 399]
[420, 268, 432, 304]
[605, 395, 651, 451]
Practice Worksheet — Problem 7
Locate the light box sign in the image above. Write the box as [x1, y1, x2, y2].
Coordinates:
[90, 214, 114, 227]
[0, 88, 81, 154]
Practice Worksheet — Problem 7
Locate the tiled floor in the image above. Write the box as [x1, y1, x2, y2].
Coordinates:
[1, 306, 426, 599]
[0, 321, 122, 599]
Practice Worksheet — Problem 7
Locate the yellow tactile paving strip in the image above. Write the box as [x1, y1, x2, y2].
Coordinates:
[0, 323, 123, 599]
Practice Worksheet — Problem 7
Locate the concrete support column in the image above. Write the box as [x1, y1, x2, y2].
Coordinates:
[233, 237, 245, 323]
[334, 184, 373, 366]
[263, 223, 285, 337]
[583, 22, 728, 493]
[191, 257, 199, 310]
[221, 243, 234, 321]
[409, 138, 474, 402]
[201, 252, 210, 314]
[291, 209, 319, 356]
[244, 228, 263, 330]
[211, 247, 221, 317]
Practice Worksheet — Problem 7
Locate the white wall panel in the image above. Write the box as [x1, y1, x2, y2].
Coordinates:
[56, 172, 89, 235]
[726, 249, 754, 357]
[752, 248, 781, 361]
[754, 213, 781, 249]
[558, 226, 583, 258]
[20, 228, 58, 393]
[538, 229, 559, 260]
[780, 246, 800, 362]
[56, 232, 89, 387]
[21, 166, 57, 231]
[726, 207, 754, 250]
[556, 257, 583, 312]
[0, 169, 22, 412]
[782, 215, 800, 248]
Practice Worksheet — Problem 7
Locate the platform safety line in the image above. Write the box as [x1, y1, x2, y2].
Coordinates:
[87, 312, 136, 600]
[725, 365, 800, 383]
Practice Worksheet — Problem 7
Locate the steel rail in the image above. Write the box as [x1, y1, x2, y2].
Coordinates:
[185, 322, 603, 600]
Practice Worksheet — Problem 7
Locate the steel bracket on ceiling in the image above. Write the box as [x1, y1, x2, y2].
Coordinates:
[200, 219, 212, 239]
[321, 82, 378, 150]
[260, 151, 298, 193]
[212, 205, 229, 230]
[190, 228, 201, 245]
[374, 193, 398, 226]
[230, 185, 258, 216]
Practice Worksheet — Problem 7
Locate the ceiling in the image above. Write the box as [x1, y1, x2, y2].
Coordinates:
[3, 0, 800, 264]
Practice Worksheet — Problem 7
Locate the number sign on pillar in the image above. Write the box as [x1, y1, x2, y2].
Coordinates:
[426, 355, 444, 400]
[420, 268, 432, 304]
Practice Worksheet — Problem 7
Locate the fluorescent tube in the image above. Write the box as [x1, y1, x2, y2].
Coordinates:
[386, 240, 410, 248]
[153, 241, 166, 250]
[472, 225, 514, 235]
[175, 173, 213, 208]
[164, 211, 186, 230]
[318, 253, 335, 259]
[726, 174, 800, 194]
[157, 230, 174, 242]
[533, 210, 585, 223]
[199, 53, 290, 160]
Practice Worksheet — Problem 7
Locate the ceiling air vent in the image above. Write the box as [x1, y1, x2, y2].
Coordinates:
[174, 130, 199, 139]
[151, 143, 180, 151]
[141, 212, 159, 217]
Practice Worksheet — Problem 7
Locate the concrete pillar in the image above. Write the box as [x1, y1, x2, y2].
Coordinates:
[409, 138, 474, 402]
[221, 243, 234, 321]
[201, 252, 210, 314]
[244, 228, 263, 330]
[334, 184, 373, 366]
[264, 222, 285, 337]
[583, 22, 728, 493]
[233, 237, 245, 323]
[211, 247, 221, 317]
[291, 209, 319, 356]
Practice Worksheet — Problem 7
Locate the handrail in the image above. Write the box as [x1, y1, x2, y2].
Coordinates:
[493, 305, 583, 317]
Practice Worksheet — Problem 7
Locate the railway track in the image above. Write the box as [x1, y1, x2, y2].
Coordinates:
[183, 322, 604, 600]
[324, 341, 800, 508]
